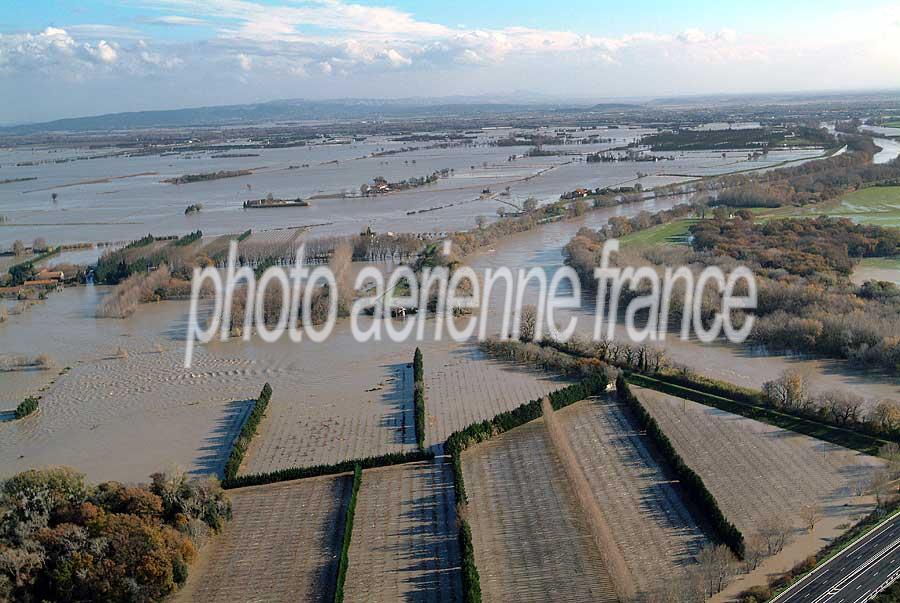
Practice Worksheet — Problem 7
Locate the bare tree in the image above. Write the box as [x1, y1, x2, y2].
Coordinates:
[11, 240, 25, 256]
[800, 504, 822, 533]
[33, 238, 48, 252]
[475, 215, 487, 230]
[519, 305, 537, 343]
[870, 469, 894, 507]
[743, 532, 768, 571]
[696, 544, 737, 597]
[759, 515, 792, 555]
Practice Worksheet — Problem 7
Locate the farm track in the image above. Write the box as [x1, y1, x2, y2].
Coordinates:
[461, 419, 618, 602]
[344, 458, 462, 602]
[175, 475, 350, 602]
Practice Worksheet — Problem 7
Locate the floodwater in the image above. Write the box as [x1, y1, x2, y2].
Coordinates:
[1, 127, 895, 483]
[873, 137, 900, 164]
[0, 127, 820, 249]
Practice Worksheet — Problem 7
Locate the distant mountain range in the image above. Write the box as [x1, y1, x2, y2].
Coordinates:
[0, 96, 642, 135]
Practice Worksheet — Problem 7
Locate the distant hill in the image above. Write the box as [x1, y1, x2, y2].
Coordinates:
[0, 96, 637, 135]
[0, 96, 640, 135]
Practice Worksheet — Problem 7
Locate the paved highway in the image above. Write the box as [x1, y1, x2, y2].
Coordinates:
[772, 510, 900, 603]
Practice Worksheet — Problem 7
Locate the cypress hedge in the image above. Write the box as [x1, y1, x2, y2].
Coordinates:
[223, 383, 272, 481]
[413, 348, 426, 451]
[334, 464, 362, 603]
[221, 449, 433, 489]
[14, 396, 39, 419]
[616, 374, 746, 558]
[458, 517, 482, 603]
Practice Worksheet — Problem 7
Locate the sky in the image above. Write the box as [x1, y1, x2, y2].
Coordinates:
[0, 0, 899, 123]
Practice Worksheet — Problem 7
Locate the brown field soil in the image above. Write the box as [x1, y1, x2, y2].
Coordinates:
[634, 387, 886, 592]
[461, 419, 618, 602]
[422, 344, 565, 447]
[555, 398, 711, 599]
[175, 475, 350, 603]
[343, 458, 462, 602]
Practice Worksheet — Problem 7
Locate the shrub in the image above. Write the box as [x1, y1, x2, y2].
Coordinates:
[223, 383, 272, 480]
[334, 464, 361, 603]
[14, 396, 39, 419]
[616, 374, 745, 558]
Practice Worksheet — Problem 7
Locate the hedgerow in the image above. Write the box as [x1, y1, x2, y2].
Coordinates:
[221, 449, 434, 489]
[334, 464, 362, 603]
[616, 374, 746, 558]
[223, 383, 272, 481]
[413, 348, 426, 450]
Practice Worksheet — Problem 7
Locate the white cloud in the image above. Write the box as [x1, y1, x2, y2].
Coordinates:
[237, 52, 252, 71]
[141, 15, 207, 26]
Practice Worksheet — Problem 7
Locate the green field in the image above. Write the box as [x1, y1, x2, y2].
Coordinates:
[620, 219, 697, 247]
[884, 120, 900, 128]
[857, 256, 900, 270]
[753, 186, 900, 227]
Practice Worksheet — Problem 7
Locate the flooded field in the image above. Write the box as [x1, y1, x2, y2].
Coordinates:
[0, 127, 822, 248]
[557, 399, 709, 599]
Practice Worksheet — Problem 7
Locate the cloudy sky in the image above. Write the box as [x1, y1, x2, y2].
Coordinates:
[0, 0, 899, 123]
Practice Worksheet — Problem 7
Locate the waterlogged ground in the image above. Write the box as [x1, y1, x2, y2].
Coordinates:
[0, 127, 823, 248]
[3, 188, 900, 482]
[343, 459, 462, 602]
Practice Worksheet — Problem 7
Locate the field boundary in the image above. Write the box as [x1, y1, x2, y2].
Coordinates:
[221, 449, 434, 489]
[223, 382, 272, 480]
[413, 348, 425, 450]
[616, 375, 746, 558]
[334, 464, 362, 603]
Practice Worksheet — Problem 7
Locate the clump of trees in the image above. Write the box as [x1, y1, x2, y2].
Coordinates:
[14, 396, 39, 419]
[96, 265, 173, 318]
[0, 467, 230, 602]
[691, 216, 899, 277]
[184, 203, 203, 215]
